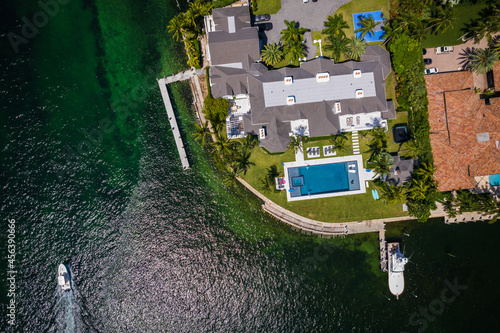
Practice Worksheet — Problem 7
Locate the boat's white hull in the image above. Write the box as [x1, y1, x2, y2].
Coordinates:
[58, 264, 71, 291]
[388, 271, 405, 296]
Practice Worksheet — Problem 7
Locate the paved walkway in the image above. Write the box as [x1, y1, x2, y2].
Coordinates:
[352, 130, 360, 155]
[295, 143, 304, 162]
[157, 78, 190, 170]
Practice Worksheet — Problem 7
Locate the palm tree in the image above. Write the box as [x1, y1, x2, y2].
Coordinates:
[261, 43, 284, 66]
[184, 7, 200, 32]
[345, 36, 367, 60]
[259, 177, 272, 192]
[330, 132, 349, 154]
[200, 1, 213, 16]
[381, 23, 401, 46]
[402, 139, 423, 160]
[212, 132, 232, 156]
[266, 165, 279, 184]
[280, 20, 308, 46]
[324, 36, 349, 62]
[407, 178, 430, 201]
[494, 39, 500, 56]
[192, 121, 211, 146]
[322, 13, 349, 39]
[377, 182, 405, 205]
[456, 190, 480, 213]
[426, 5, 456, 35]
[331, 132, 348, 144]
[235, 150, 255, 175]
[223, 170, 237, 188]
[369, 153, 392, 179]
[168, 14, 185, 42]
[477, 194, 500, 223]
[287, 41, 306, 63]
[369, 126, 387, 146]
[241, 134, 257, 152]
[469, 48, 499, 74]
[414, 163, 436, 182]
[288, 135, 303, 154]
[438, 192, 458, 218]
[355, 15, 377, 39]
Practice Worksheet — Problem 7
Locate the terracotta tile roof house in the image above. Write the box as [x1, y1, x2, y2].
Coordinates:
[425, 71, 500, 192]
[205, 7, 396, 153]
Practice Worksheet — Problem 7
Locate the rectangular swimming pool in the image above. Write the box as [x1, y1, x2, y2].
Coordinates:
[288, 161, 360, 197]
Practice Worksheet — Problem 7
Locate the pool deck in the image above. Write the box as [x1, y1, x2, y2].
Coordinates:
[283, 154, 371, 202]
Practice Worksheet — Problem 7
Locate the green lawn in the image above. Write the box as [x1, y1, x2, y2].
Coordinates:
[272, 50, 301, 69]
[240, 137, 408, 223]
[421, 3, 488, 48]
[385, 70, 397, 107]
[253, 0, 281, 15]
[358, 111, 408, 168]
[302, 135, 353, 160]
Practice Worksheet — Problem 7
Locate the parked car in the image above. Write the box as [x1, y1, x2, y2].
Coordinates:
[303, 0, 309, 3]
[254, 14, 270, 23]
[423, 58, 432, 65]
[256, 22, 273, 32]
[424, 67, 438, 75]
[435, 46, 454, 54]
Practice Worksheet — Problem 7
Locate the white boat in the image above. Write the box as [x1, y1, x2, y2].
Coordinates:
[387, 242, 408, 298]
[58, 264, 71, 291]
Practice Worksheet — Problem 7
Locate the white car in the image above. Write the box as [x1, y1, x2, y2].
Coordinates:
[303, 0, 309, 2]
[424, 67, 438, 75]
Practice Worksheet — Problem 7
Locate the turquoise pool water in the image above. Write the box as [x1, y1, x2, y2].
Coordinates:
[288, 162, 360, 197]
[490, 174, 500, 186]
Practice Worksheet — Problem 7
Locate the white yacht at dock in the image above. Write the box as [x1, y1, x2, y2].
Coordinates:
[387, 242, 408, 298]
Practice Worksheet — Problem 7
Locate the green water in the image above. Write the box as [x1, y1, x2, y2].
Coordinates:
[1, 0, 500, 332]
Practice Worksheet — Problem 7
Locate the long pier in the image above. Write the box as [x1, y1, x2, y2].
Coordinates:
[157, 78, 190, 170]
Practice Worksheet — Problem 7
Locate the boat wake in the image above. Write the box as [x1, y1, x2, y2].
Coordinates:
[52, 286, 83, 333]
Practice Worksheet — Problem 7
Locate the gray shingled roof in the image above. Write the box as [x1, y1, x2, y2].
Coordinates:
[207, 28, 260, 68]
[388, 156, 414, 185]
[206, 8, 395, 153]
[212, 6, 252, 33]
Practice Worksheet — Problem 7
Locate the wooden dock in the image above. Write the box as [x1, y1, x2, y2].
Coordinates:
[379, 230, 388, 272]
[157, 78, 190, 170]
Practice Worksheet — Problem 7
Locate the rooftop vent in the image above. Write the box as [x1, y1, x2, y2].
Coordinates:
[259, 128, 266, 139]
[316, 73, 330, 82]
[287, 96, 295, 105]
[334, 102, 341, 114]
[477, 132, 490, 142]
[355, 89, 364, 99]
[353, 70, 362, 78]
[284, 76, 293, 85]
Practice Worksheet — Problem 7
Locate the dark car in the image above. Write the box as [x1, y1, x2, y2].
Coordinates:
[423, 58, 432, 65]
[254, 14, 270, 23]
[256, 22, 273, 32]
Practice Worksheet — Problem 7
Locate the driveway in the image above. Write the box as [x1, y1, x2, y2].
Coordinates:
[423, 37, 494, 90]
[264, 0, 351, 59]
